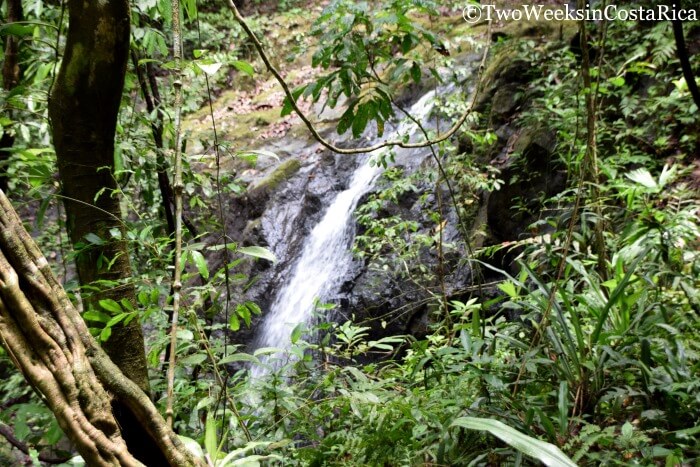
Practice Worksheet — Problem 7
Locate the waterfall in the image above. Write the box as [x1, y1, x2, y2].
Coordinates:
[252, 90, 438, 372]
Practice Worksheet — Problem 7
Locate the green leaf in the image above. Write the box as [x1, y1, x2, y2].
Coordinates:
[232, 60, 255, 77]
[227, 453, 282, 466]
[181, 353, 207, 366]
[367, 341, 393, 351]
[658, 164, 676, 188]
[558, 381, 568, 435]
[44, 419, 64, 445]
[229, 313, 240, 331]
[376, 118, 384, 137]
[626, 168, 657, 189]
[608, 76, 625, 87]
[498, 280, 518, 298]
[195, 61, 222, 76]
[158, 0, 172, 25]
[291, 323, 304, 344]
[114, 145, 124, 173]
[204, 414, 218, 460]
[179, 249, 188, 274]
[35, 197, 51, 230]
[280, 97, 294, 117]
[119, 299, 134, 312]
[99, 299, 122, 315]
[106, 313, 128, 328]
[0, 23, 35, 37]
[178, 435, 204, 460]
[591, 245, 651, 344]
[621, 421, 634, 439]
[238, 246, 276, 263]
[337, 106, 355, 135]
[281, 97, 294, 117]
[471, 304, 480, 337]
[14, 404, 40, 440]
[245, 301, 262, 316]
[190, 250, 209, 280]
[401, 33, 413, 54]
[219, 442, 278, 466]
[451, 417, 577, 467]
[100, 326, 112, 342]
[410, 61, 422, 83]
[236, 303, 251, 327]
[183, 0, 197, 21]
[219, 353, 260, 365]
[83, 310, 111, 324]
[280, 86, 305, 117]
[351, 103, 370, 138]
[241, 149, 279, 162]
[85, 233, 105, 245]
[253, 347, 282, 357]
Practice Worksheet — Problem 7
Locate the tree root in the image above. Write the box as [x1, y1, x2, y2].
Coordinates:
[0, 190, 204, 466]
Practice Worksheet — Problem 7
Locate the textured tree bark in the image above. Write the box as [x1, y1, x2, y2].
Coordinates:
[48, 0, 148, 392]
[0, 0, 23, 192]
[0, 191, 203, 466]
[47, 1, 167, 463]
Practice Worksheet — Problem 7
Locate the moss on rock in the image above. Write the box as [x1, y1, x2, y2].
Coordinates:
[252, 157, 301, 193]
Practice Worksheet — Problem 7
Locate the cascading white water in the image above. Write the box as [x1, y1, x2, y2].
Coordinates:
[252, 90, 438, 371]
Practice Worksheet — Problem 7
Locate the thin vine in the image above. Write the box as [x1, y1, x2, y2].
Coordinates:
[165, 0, 185, 428]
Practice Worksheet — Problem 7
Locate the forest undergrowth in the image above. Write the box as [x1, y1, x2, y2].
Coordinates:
[0, 1, 698, 465]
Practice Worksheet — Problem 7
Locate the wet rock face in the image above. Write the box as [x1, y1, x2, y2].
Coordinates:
[491, 83, 525, 124]
[333, 54, 570, 340]
[487, 126, 564, 243]
[337, 171, 474, 344]
[226, 136, 464, 347]
[338, 180, 438, 340]
[225, 142, 367, 344]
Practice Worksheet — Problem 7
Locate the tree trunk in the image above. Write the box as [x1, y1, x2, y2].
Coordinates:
[47, 0, 165, 463]
[0, 0, 23, 192]
[48, 0, 148, 390]
[0, 190, 203, 466]
[671, 15, 700, 111]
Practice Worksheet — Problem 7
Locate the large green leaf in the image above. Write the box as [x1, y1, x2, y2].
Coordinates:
[190, 250, 209, 280]
[218, 353, 260, 365]
[625, 168, 656, 189]
[451, 417, 577, 467]
[238, 246, 277, 263]
[0, 23, 36, 37]
[232, 60, 255, 77]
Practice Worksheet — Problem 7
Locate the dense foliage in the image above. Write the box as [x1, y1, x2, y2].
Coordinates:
[1, 0, 698, 465]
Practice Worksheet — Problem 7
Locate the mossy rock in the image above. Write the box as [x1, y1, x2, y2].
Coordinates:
[513, 126, 557, 168]
[491, 83, 525, 121]
[478, 13, 578, 104]
[251, 157, 302, 193]
[499, 18, 560, 41]
[241, 217, 263, 242]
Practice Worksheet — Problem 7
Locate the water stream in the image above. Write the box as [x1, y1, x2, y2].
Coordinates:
[252, 90, 439, 372]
